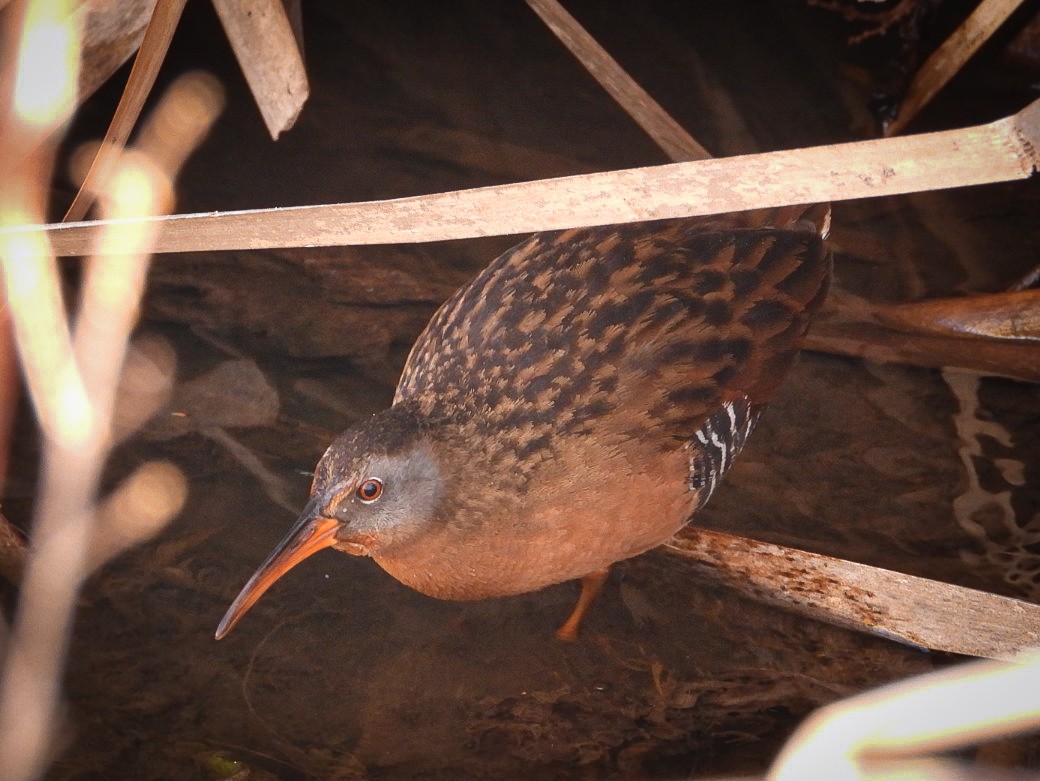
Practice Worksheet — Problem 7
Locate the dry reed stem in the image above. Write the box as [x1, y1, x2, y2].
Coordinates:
[22, 96, 1039, 256]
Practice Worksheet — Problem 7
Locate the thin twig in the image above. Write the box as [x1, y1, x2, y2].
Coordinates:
[63, 0, 188, 221]
[525, 0, 710, 162]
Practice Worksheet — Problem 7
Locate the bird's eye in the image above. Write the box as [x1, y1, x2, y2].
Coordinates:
[356, 478, 383, 503]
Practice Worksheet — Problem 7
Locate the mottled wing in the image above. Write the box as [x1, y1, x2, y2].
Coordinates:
[395, 213, 829, 481]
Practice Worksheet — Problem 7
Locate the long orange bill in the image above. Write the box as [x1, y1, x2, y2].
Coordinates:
[215, 498, 341, 639]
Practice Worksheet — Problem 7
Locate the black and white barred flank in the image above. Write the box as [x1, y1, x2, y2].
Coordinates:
[687, 396, 760, 509]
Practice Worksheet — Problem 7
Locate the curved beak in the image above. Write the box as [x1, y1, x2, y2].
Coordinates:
[215, 497, 341, 639]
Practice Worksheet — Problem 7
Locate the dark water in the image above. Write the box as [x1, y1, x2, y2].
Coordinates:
[7, 0, 1039, 779]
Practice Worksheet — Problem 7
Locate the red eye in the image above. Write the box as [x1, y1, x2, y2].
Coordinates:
[356, 478, 383, 503]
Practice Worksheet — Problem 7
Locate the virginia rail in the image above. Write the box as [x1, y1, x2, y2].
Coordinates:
[216, 206, 830, 640]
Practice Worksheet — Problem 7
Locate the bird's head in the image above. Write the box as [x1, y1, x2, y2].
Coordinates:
[215, 403, 442, 639]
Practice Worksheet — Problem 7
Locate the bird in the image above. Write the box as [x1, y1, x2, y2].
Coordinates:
[215, 205, 831, 641]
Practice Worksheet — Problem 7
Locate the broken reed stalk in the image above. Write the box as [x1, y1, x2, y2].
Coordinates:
[666, 527, 1040, 660]
[211, 0, 309, 139]
[24, 96, 1040, 256]
[885, 0, 1030, 136]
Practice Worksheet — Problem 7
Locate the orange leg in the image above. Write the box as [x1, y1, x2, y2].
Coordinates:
[555, 568, 610, 641]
